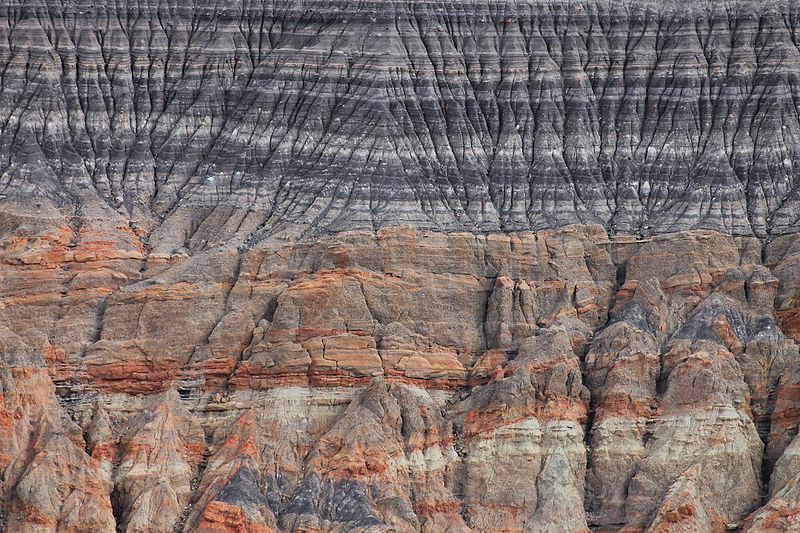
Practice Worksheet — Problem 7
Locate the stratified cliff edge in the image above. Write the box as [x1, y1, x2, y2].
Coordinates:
[2, 0, 800, 532]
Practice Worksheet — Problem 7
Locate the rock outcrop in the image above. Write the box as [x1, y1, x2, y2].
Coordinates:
[3, 215, 800, 531]
[2, 0, 800, 531]
[1, 0, 800, 240]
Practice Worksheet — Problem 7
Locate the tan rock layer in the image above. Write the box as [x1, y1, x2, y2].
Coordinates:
[1, 219, 800, 532]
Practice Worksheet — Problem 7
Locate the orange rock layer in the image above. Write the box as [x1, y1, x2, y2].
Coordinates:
[2, 220, 800, 532]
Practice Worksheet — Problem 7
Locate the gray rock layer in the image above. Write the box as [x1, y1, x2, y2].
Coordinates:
[1, 0, 800, 243]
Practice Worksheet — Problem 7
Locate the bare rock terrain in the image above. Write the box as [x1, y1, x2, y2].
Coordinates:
[2, 0, 800, 531]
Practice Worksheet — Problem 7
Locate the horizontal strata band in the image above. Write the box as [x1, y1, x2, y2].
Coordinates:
[2, 222, 800, 531]
[0, 0, 799, 240]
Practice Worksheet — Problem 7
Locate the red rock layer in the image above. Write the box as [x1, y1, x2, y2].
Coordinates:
[2, 210, 800, 532]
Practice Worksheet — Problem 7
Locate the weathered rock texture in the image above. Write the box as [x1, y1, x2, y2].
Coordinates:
[3, 216, 800, 532]
[1, 0, 800, 239]
[2, 0, 800, 532]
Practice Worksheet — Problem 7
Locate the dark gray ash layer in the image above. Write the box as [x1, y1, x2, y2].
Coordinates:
[2, 0, 800, 238]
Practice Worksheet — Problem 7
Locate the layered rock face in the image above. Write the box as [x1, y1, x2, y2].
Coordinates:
[2, 0, 800, 532]
[4, 217, 800, 532]
[0, 0, 800, 239]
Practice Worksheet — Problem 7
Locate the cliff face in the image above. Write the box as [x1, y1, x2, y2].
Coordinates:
[2, 0, 800, 532]
[2, 0, 800, 239]
[4, 219, 800, 532]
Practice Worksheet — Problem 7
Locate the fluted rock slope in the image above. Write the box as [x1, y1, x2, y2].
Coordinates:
[1, 0, 800, 238]
[2, 0, 800, 532]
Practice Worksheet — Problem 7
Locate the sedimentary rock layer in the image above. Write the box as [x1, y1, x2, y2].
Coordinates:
[2, 0, 800, 531]
[2, 205, 800, 531]
[1, 0, 800, 239]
